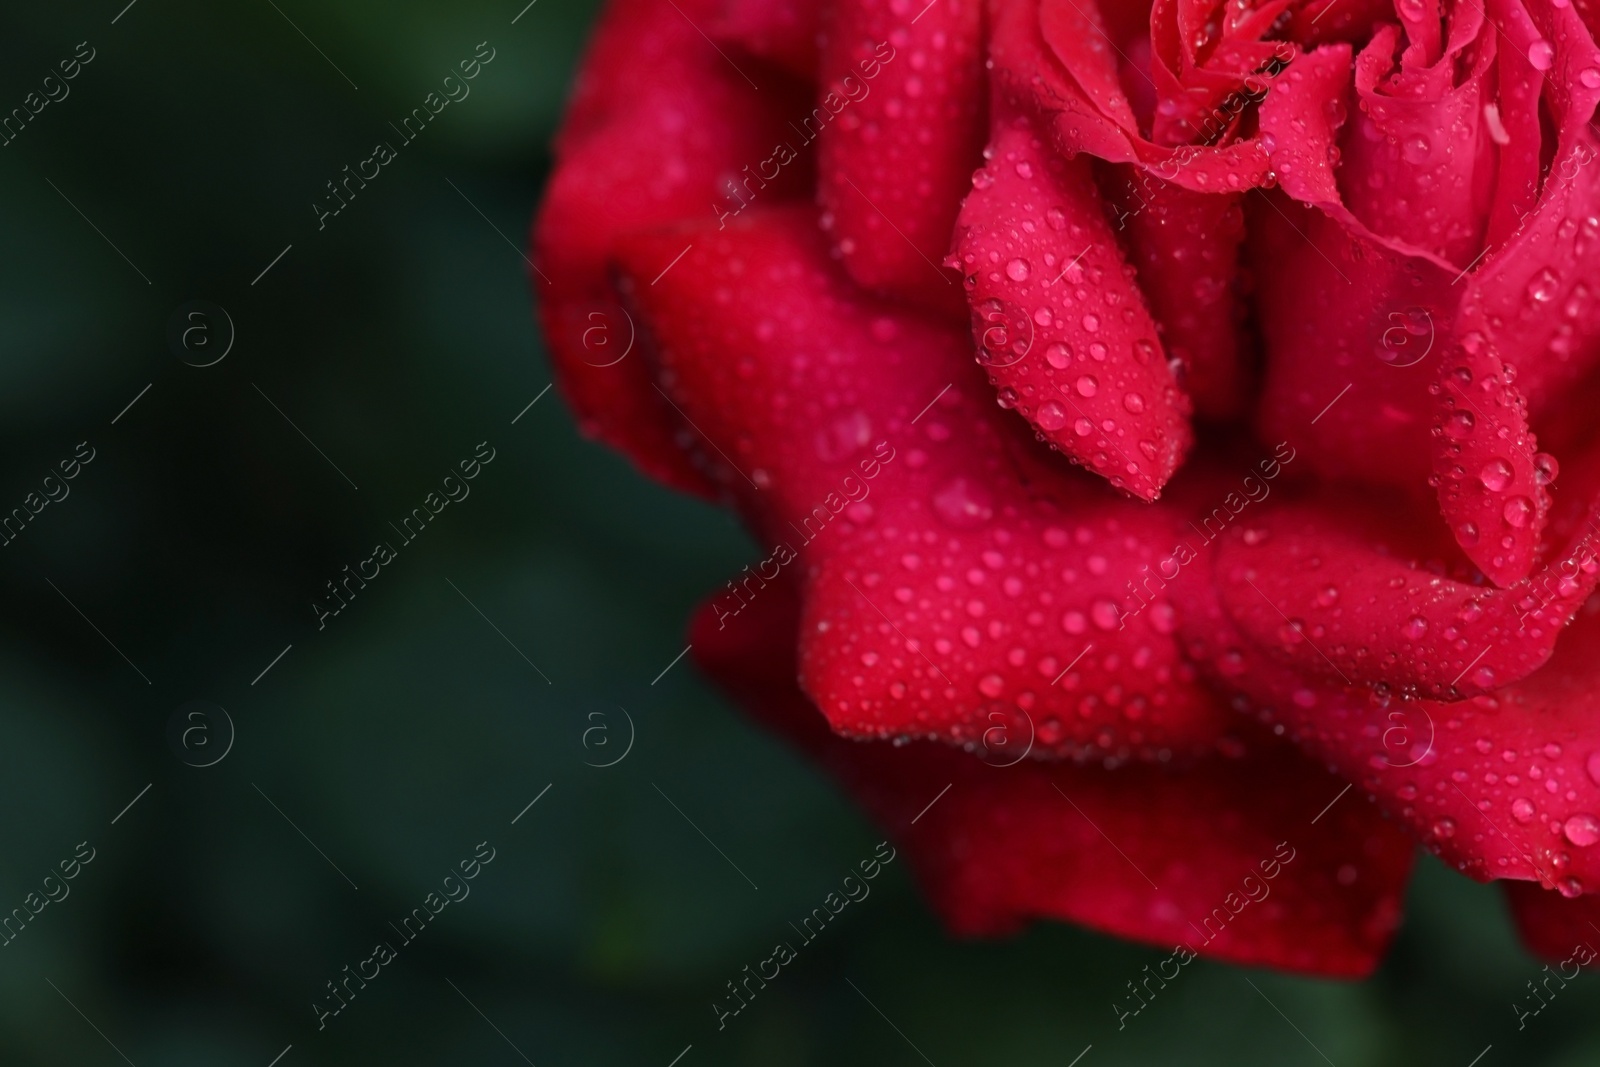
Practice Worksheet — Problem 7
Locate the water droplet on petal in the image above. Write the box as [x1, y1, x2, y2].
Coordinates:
[932, 478, 994, 529]
[1479, 459, 1513, 492]
[1036, 401, 1067, 431]
[1528, 268, 1561, 303]
[1503, 496, 1533, 528]
[1564, 813, 1600, 847]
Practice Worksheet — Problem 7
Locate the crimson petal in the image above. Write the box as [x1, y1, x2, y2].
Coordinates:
[1504, 881, 1600, 963]
[616, 206, 1234, 757]
[816, 0, 984, 313]
[533, 0, 811, 495]
[952, 118, 1192, 500]
[691, 574, 1415, 976]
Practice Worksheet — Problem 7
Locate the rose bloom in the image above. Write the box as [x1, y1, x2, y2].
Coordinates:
[535, 0, 1600, 974]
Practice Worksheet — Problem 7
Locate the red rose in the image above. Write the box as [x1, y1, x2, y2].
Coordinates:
[535, 0, 1600, 974]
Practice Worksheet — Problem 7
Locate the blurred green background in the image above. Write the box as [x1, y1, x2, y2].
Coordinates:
[0, 1, 1596, 1064]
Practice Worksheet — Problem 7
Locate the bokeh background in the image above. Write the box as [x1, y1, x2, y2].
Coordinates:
[0, 1, 1596, 1064]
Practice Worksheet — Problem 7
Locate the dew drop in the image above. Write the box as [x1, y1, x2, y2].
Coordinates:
[1402, 134, 1431, 163]
[1563, 813, 1600, 847]
[932, 478, 994, 529]
[1479, 459, 1513, 492]
[1006, 258, 1031, 282]
[1036, 401, 1067, 431]
[1528, 267, 1561, 303]
[1503, 496, 1533, 528]
[1445, 410, 1475, 439]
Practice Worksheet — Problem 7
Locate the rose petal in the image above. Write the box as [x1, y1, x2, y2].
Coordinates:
[1176, 474, 1600, 893]
[1343, 17, 1497, 266]
[534, 0, 812, 494]
[1504, 881, 1600, 963]
[1254, 44, 1467, 495]
[1431, 303, 1550, 586]
[815, 0, 983, 312]
[1471, 0, 1600, 417]
[690, 574, 1415, 976]
[1280, 0, 1399, 48]
[1114, 175, 1253, 419]
[1036, 0, 1143, 132]
[1190, 591, 1600, 893]
[710, 0, 819, 80]
[616, 206, 1235, 757]
[952, 118, 1192, 500]
[1211, 490, 1600, 698]
[1018, 0, 1277, 191]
